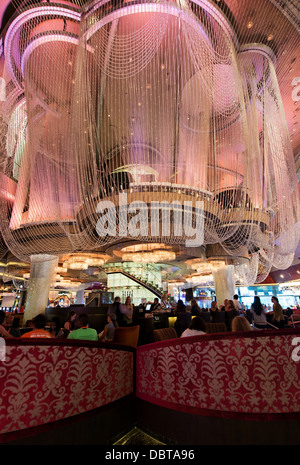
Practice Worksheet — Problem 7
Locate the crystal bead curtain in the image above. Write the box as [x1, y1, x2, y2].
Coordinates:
[0, 0, 298, 285]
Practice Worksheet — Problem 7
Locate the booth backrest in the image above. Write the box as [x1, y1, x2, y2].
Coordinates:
[2, 327, 300, 443]
[136, 328, 300, 419]
[153, 327, 178, 341]
[113, 326, 140, 347]
[205, 322, 227, 333]
[0, 339, 134, 441]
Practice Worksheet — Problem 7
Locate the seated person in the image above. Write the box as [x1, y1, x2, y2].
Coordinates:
[49, 317, 61, 338]
[21, 313, 52, 338]
[160, 294, 171, 311]
[150, 298, 160, 312]
[98, 313, 118, 342]
[174, 300, 191, 336]
[210, 300, 224, 323]
[8, 317, 21, 337]
[181, 316, 206, 337]
[137, 299, 147, 316]
[0, 310, 13, 338]
[232, 315, 253, 332]
[225, 300, 238, 331]
[68, 313, 98, 341]
[220, 299, 228, 312]
[210, 301, 219, 312]
[233, 294, 243, 313]
[63, 311, 76, 332]
[271, 296, 285, 328]
[108, 296, 124, 327]
[250, 296, 268, 329]
[190, 299, 201, 316]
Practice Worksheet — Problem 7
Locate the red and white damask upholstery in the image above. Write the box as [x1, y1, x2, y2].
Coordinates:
[1, 329, 300, 443]
[0, 340, 134, 438]
[136, 329, 300, 419]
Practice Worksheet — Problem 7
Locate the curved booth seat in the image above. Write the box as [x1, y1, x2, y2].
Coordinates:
[0, 339, 135, 444]
[136, 328, 300, 418]
[135, 328, 300, 444]
[1, 328, 300, 445]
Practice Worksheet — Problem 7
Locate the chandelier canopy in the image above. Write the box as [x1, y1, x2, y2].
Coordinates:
[0, 0, 298, 285]
[121, 243, 176, 264]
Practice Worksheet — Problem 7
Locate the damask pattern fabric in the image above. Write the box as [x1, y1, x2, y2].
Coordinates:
[136, 330, 300, 419]
[0, 341, 133, 437]
[1, 331, 300, 442]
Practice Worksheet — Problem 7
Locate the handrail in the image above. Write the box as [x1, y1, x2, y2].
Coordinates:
[106, 269, 163, 297]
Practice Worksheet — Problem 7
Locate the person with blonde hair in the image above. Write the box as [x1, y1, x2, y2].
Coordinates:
[160, 294, 171, 311]
[271, 295, 284, 328]
[210, 300, 222, 323]
[232, 315, 253, 332]
[121, 296, 133, 325]
[210, 300, 218, 312]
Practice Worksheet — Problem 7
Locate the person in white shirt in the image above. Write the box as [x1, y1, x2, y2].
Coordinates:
[233, 294, 243, 313]
[181, 316, 206, 338]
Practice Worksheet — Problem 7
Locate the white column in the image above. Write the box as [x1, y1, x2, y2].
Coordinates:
[212, 265, 235, 308]
[24, 254, 58, 321]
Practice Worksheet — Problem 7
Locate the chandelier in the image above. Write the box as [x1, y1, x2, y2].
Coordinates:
[54, 279, 82, 289]
[123, 250, 176, 263]
[64, 254, 108, 270]
[186, 274, 214, 286]
[0, 0, 298, 286]
[55, 266, 68, 273]
[87, 257, 108, 267]
[68, 261, 89, 271]
[186, 259, 226, 273]
[121, 243, 176, 263]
